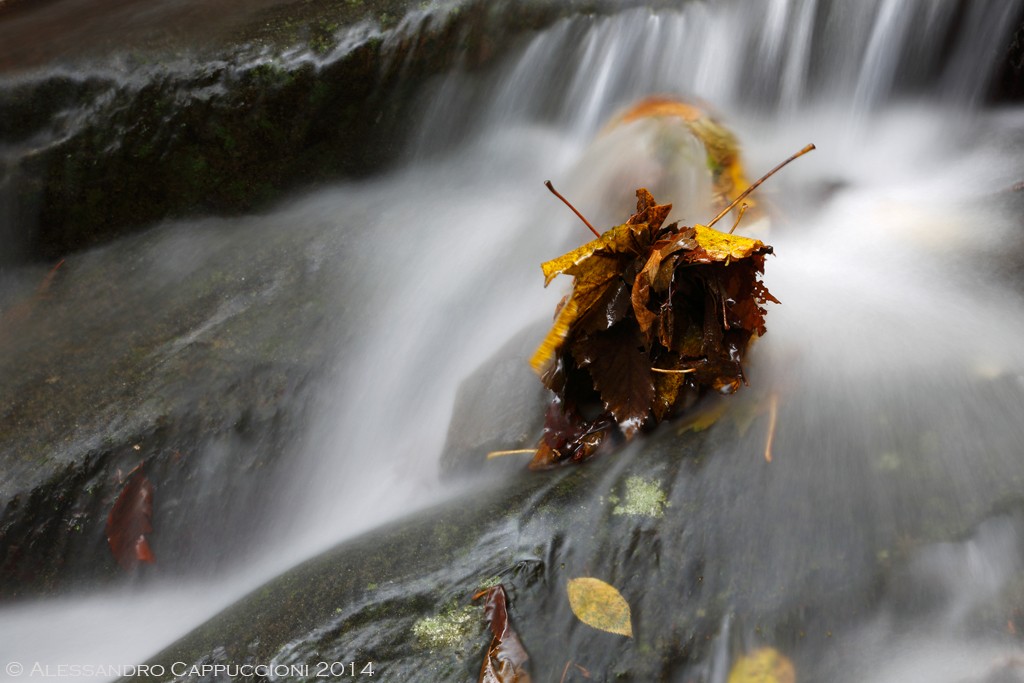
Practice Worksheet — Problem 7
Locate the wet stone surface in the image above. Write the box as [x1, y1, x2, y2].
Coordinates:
[122, 365, 1024, 682]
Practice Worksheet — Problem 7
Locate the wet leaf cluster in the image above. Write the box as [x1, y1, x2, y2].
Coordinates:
[529, 188, 777, 468]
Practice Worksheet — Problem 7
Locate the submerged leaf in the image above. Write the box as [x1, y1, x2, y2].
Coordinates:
[614, 96, 758, 215]
[567, 577, 633, 638]
[476, 585, 532, 683]
[106, 466, 155, 571]
[726, 647, 796, 683]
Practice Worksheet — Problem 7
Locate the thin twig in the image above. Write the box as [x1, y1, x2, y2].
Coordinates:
[486, 449, 538, 460]
[651, 367, 697, 374]
[764, 392, 779, 463]
[707, 143, 816, 229]
[727, 203, 749, 235]
[546, 180, 601, 238]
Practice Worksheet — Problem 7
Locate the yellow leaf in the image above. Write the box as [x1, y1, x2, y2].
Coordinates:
[566, 577, 633, 638]
[611, 96, 758, 215]
[529, 264, 619, 377]
[540, 222, 645, 286]
[693, 224, 767, 261]
[676, 396, 730, 434]
[726, 647, 796, 683]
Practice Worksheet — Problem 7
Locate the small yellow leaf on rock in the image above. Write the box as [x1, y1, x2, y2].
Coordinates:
[677, 397, 731, 435]
[726, 647, 796, 683]
[693, 224, 767, 261]
[566, 577, 633, 638]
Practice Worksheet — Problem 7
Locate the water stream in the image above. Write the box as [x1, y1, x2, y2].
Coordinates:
[2, 0, 1024, 680]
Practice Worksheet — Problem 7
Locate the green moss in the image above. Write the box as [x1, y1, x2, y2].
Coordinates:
[612, 476, 669, 519]
[311, 20, 341, 54]
[477, 575, 502, 590]
[411, 605, 479, 651]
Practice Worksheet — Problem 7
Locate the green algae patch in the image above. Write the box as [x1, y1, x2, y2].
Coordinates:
[611, 476, 669, 519]
[412, 605, 480, 651]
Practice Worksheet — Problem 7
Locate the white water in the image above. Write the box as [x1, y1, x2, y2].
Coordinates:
[2, 0, 1024, 680]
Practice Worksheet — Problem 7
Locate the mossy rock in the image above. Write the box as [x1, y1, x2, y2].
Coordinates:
[1, 0, 673, 264]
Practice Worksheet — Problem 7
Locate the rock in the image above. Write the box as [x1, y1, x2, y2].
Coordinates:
[440, 321, 548, 480]
[0, 213, 355, 600]
[119, 370, 1024, 681]
[0, 0, 673, 265]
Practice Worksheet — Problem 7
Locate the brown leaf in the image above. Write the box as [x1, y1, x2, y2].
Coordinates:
[529, 399, 615, 470]
[106, 466, 155, 571]
[571, 323, 654, 436]
[627, 188, 673, 233]
[476, 586, 532, 683]
[531, 176, 779, 466]
[576, 280, 632, 336]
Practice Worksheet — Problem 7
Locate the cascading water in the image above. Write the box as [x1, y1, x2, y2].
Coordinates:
[1, 0, 1023, 681]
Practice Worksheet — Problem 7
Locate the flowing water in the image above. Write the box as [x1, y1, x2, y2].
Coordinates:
[2, 0, 1024, 680]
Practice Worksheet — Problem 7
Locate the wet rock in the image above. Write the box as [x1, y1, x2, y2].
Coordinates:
[440, 321, 548, 480]
[120, 367, 1024, 682]
[0, 0, 670, 265]
[0, 214, 354, 600]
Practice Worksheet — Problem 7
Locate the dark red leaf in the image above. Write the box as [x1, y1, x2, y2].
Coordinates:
[572, 323, 654, 436]
[476, 585, 532, 683]
[106, 466, 155, 571]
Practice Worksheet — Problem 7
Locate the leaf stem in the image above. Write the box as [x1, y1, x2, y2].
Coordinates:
[546, 180, 601, 238]
[727, 203, 749, 235]
[764, 392, 779, 463]
[707, 143, 816, 229]
[486, 448, 538, 459]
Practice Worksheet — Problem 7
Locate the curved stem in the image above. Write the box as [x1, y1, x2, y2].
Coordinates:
[546, 180, 601, 238]
[707, 143, 816, 229]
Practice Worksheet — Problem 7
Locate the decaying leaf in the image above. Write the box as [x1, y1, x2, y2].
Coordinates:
[476, 585, 532, 683]
[106, 465, 155, 571]
[726, 647, 796, 683]
[566, 577, 633, 638]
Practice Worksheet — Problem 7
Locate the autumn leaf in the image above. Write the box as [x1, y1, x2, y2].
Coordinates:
[106, 465, 155, 571]
[726, 647, 796, 683]
[531, 254, 625, 379]
[690, 224, 769, 262]
[567, 577, 633, 638]
[525, 139, 811, 468]
[529, 186, 776, 466]
[613, 97, 758, 215]
[540, 222, 646, 287]
[571, 323, 654, 436]
[475, 585, 532, 683]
